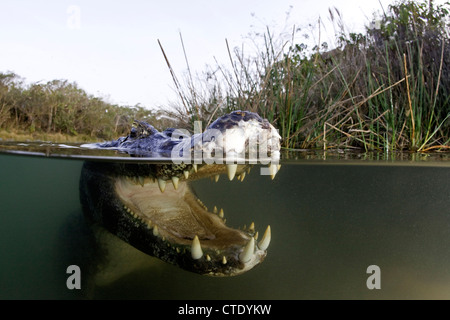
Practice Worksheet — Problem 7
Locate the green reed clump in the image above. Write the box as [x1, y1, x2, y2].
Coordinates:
[259, 0, 450, 151]
[167, 0, 450, 151]
[359, 0, 450, 151]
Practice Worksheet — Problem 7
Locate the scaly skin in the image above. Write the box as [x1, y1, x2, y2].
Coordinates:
[79, 111, 280, 276]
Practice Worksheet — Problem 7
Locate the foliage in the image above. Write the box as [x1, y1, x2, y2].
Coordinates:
[0, 72, 159, 141]
[1, 0, 449, 152]
[168, 0, 450, 151]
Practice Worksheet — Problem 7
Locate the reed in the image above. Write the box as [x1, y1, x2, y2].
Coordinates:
[164, 0, 450, 152]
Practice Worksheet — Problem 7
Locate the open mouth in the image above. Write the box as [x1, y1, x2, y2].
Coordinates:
[112, 163, 275, 276]
[79, 111, 281, 276]
[80, 161, 278, 276]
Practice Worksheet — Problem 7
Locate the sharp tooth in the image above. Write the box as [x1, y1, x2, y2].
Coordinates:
[138, 176, 145, 187]
[258, 225, 271, 250]
[184, 170, 190, 179]
[214, 174, 220, 182]
[240, 171, 246, 182]
[254, 231, 259, 240]
[222, 256, 227, 264]
[269, 164, 278, 180]
[171, 176, 179, 190]
[153, 225, 159, 237]
[193, 164, 198, 173]
[157, 178, 166, 193]
[205, 254, 211, 261]
[227, 164, 237, 181]
[239, 237, 255, 263]
[219, 208, 224, 219]
[213, 206, 218, 214]
[248, 222, 255, 232]
[191, 235, 203, 260]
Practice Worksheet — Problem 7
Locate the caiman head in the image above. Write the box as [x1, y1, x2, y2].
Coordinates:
[79, 111, 281, 276]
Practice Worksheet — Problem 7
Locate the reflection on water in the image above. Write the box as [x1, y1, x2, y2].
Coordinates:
[0, 142, 450, 299]
[1, 140, 450, 164]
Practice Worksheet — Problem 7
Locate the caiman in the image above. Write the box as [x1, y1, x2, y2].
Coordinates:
[79, 110, 281, 276]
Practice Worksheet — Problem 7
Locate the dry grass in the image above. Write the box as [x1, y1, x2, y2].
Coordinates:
[160, 0, 450, 152]
[0, 129, 98, 143]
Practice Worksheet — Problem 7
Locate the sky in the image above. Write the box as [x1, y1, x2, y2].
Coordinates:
[0, 0, 429, 110]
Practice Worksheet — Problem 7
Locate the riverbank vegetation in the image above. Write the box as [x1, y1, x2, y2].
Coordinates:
[166, 0, 450, 152]
[0, 73, 162, 142]
[1, 0, 449, 151]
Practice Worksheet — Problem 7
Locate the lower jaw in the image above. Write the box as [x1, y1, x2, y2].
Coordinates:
[113, 176, 271, 276]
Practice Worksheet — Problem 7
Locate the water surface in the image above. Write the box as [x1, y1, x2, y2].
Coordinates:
[1, 141, 450, 299]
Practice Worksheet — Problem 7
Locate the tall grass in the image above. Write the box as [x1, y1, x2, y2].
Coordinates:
[163, 0, 450, 152]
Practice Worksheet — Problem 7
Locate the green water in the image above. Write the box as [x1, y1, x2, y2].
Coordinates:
[1, 151, 450, 299]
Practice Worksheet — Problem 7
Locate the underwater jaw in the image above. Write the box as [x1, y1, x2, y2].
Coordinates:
[112, 163, 274, 276]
